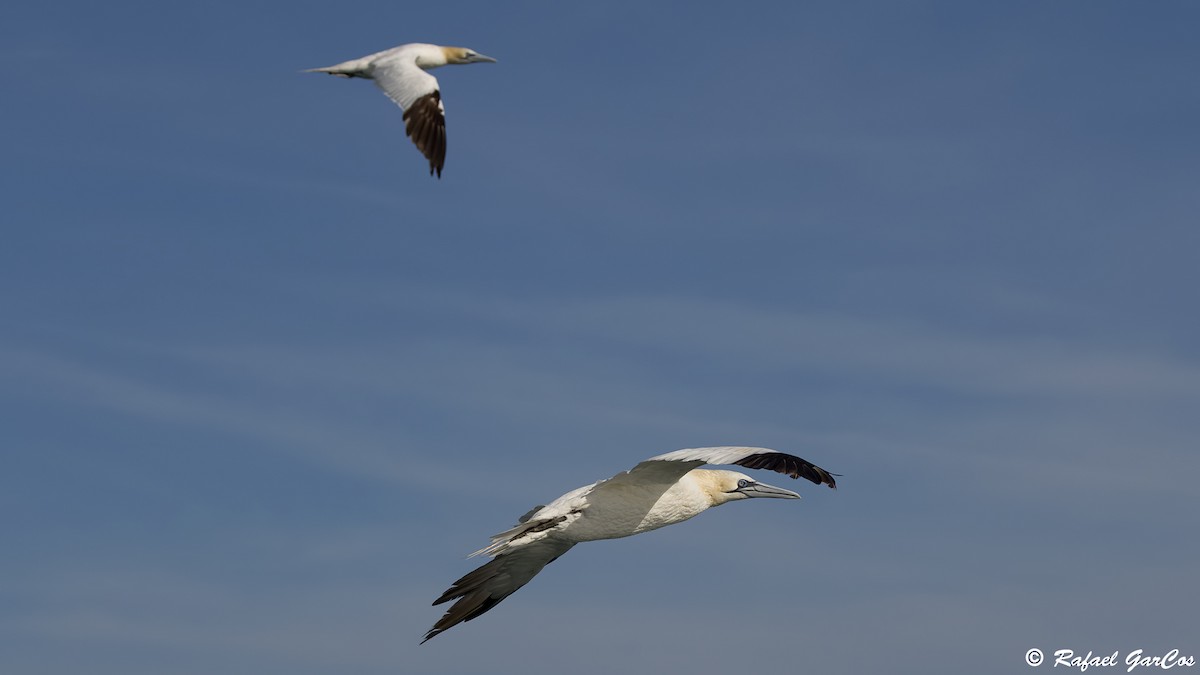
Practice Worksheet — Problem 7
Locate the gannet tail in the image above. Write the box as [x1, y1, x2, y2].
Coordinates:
[469, 514, 567, 559]
[303, 59, 369, 78]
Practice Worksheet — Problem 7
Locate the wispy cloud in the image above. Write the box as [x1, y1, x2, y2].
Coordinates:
[317, 285, 1200, 403]
[0, 345, 435, 488]
[3, 562, 415, 674]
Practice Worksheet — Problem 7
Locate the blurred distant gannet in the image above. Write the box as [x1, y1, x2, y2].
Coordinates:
[422, 446, 837, 643]
[305, 43, 497, 177]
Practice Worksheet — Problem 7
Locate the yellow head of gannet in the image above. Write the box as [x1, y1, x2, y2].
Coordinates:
[421, 446, 838, 643]
[693, 468, 805, 505]
[305, 42, 497, 178]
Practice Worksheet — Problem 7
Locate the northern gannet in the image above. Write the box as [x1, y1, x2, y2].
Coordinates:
[305, 43, 497, 177]
[422, 446, 837, 643]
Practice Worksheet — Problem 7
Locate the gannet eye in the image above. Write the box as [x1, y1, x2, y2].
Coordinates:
[737, 479, 751, 488]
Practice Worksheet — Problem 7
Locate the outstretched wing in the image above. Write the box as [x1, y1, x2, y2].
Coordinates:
[371, 60, 446, 177]
[423, 538, 575, 643]
[637, 446, 838, 488]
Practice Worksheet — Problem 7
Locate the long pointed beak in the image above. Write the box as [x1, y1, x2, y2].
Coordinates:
[739, 481, 801, 500]
[471, 53, 497, 63]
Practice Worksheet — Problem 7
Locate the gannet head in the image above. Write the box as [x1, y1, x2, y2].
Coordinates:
[441, 46, 498, 65]
[698, 470, 802, 505]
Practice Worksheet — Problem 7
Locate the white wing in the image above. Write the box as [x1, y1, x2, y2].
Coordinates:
[371, 57, 446, 176]
[627, 446, 838, 488]
[371, 55, 439, 111]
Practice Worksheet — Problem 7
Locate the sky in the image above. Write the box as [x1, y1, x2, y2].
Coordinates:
[2, 1, 1198, 673]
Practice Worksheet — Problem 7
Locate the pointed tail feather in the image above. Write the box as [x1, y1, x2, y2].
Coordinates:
[302, 58, 369, 78]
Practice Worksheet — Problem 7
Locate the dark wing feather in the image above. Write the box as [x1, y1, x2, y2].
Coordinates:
[402, 91, 446, 177]
[422, 538, 574, 643]
[733, 451, 838, 488]
[645, 447, 838, 489]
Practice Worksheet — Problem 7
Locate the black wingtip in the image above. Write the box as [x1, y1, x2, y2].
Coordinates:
[732, 451, 839, 489]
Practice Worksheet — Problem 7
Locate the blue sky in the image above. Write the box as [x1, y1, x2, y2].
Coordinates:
[3, 2, 1198, 673]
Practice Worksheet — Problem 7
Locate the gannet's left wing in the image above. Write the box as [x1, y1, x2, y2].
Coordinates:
[369, 58, 446, 176]
[642, 446, 838, 488]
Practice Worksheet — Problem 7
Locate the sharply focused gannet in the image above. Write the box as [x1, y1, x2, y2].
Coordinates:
[422, 446, 837, 643]
[305, 43, 497, 177]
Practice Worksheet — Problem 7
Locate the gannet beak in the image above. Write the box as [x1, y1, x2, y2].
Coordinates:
[737, 481, 801, 500]
[470, 52, 497, 63]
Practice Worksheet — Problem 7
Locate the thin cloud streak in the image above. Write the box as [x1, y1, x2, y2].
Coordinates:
[0, 345, 429, 488]
[335, 287, 1200, 401]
